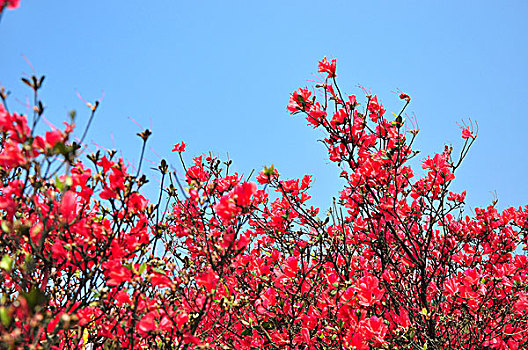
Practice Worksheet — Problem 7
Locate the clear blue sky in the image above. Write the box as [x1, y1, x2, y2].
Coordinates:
[1, 1, 527, 212]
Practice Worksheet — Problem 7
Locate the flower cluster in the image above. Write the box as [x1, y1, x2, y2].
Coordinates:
[0, 0, 19, 13]
[1, 53, 527, 349]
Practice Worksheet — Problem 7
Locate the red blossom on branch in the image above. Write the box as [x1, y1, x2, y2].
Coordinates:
[318, 56, 337, 78]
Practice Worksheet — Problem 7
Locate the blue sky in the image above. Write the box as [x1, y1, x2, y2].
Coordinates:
[1, 1, 527, 212]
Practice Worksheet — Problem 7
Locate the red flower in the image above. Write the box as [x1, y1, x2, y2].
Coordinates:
[232, 181, 257, 207]
[461, 126, 475, 139]
[300, 175, 312, 190]
[60, 190, 78, 224]
[214, 194, 238, 220]
[362, 316, 388, 346]
[318, 56, 337, 78]
[330, 108, 347, 127]
[448, 190, 466, 202]
[214, 181, 256, 220]
[150, 272, 173, 289]
[137, 312, 157, 334]
[515, 294, 528, 313]
[367, 95, 386, 122]
[444, 278, 459, 298]
[287, 88, 312, 114]
[307, 102, 326, 127]
[0, 0, 19, 12]
[103, 260, 132, 286]
[356, 274, 384, 307]
[44, 129, 64, 148]
[399, 93, 411, 102]
[283, 256, 299, 278]
[97, 156, 114, 173]
[176, 312, 189, 329]
[256, 166, 279, 184]
[172, 141, 186, 152]
[196, 268, 218, 292]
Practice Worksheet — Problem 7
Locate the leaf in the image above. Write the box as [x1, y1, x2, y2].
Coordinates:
[262, 320, 274, 330]
[138, 262, 147, 275]
[0, 255, 13, 272]
[55, 176, 63, 192]
[0, 307, 11, 327]
[21, 288, 48, 313]
[240, 328, 252, 336]
[152, 267, 165, 275]
[64, 176, 73, 188]
[263, 165, 275, 176]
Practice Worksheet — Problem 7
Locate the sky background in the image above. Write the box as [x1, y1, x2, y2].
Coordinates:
[1, 1, 527, 213]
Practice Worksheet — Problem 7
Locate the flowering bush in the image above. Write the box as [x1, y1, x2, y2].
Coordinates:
[1, 8, 527, 347]
[2, 57, 527, 349]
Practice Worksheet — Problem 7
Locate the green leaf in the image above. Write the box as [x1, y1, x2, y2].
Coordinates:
[380, 152, 390, 160]
[262, 320, 274, 330]
[240, 328, 252, 336]
[152, 267, 166, 275]
[263, 165, 275, 176]
[0, 307, 11, 327]
[0, 255, 13, 272]
[55, 176, 63, 192]
[138, 262, 147, 275]
[1, 221, 10, 233]
[21, 288, 48, 313]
